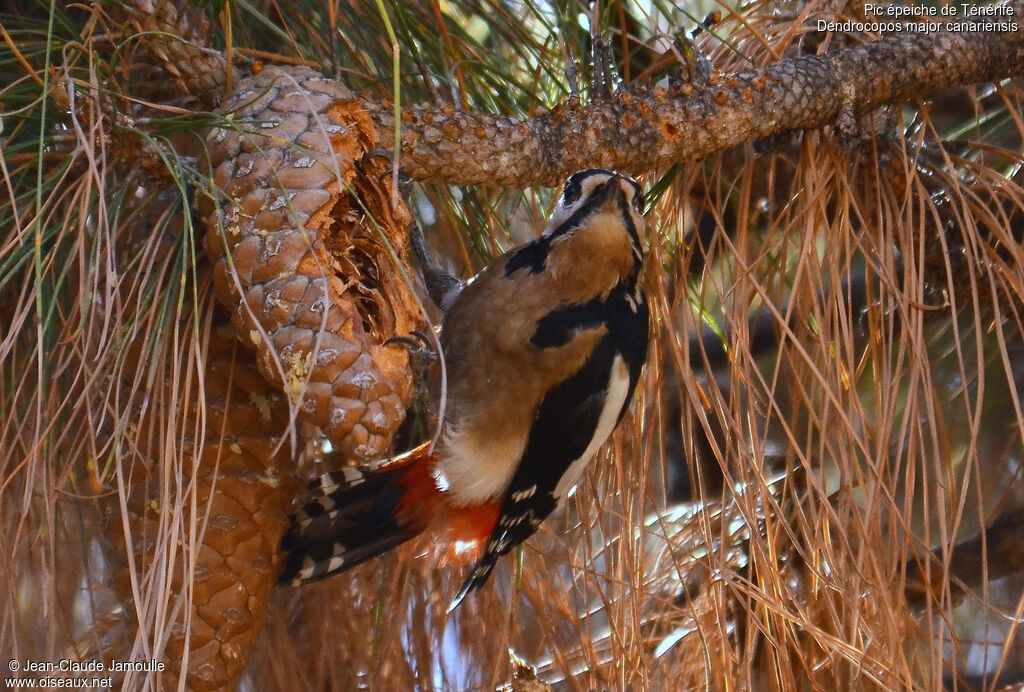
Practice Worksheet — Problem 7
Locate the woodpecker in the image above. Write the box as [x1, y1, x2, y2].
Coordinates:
[280, 169, 649, 609]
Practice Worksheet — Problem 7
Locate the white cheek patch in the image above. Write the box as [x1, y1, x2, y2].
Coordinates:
[553, 355, 631, 500]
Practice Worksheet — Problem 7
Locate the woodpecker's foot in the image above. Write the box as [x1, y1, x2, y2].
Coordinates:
[362, 148, 415, 199]
[408, 220, 466, 313]
[408, 220, 433, 269]
[386, 330, 437, 360]
[387, 330, 438, 427]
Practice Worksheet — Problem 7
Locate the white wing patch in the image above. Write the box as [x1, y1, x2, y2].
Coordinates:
[553, 355, 631, 500]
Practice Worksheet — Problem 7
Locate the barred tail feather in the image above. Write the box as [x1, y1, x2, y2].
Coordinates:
[279, 464, 426, 585]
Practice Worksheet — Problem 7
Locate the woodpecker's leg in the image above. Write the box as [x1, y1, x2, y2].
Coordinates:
[361, 148, 465, 313]
[360, 151, 466, 313]
[385, 329, 438, 438]
[385, 330, 436, 359]
[362, 148, 415, 199]
[409, 220, 465, 314]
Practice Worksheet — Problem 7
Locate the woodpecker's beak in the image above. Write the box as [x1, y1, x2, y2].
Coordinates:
[595, 178, 626, 208]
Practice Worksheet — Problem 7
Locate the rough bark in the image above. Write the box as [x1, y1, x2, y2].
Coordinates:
[373, 13, 1024, 186]
[119, 0, 1024, 188]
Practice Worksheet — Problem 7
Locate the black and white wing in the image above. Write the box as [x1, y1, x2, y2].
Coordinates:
[449, 284, 648, 610]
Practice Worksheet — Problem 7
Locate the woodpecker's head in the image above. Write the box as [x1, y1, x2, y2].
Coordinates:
[543, 169, 645, 266]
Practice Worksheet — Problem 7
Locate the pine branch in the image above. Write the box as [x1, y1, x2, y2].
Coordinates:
[101, 1, 1023, 187]
[369, 5, 1024, 187]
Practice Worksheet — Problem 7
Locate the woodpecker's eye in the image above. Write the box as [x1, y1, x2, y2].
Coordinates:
[561, 176, 582, 206]
[562, 168, 620, 208]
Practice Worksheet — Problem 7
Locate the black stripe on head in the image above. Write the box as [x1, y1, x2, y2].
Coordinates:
[625, 177, 644, 214]
[618, 194, 644, 264]
[545, 178, 618, 241]
[506, 170, 642, 278]
[561, 168, 617, 206]
[504, 175, 618, 276]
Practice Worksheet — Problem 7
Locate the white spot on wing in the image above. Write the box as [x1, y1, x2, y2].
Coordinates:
[316, 474, 339, 495]
[433, 468, 451, 491]
[553, 355, 631, 500]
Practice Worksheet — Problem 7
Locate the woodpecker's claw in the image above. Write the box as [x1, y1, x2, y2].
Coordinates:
[409, 221, 466, 314]
[364, 148, 394, 163]
[362, 148, 414, 198]
[386, 330, 436, 360]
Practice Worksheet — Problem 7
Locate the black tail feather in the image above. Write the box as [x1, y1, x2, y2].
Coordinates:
[448, 555, 500, 613]
[279, 467, 417, 585]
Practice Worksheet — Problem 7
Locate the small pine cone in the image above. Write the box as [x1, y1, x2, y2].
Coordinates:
[199, 66, 421, 462]
[115, 0, 239, 108]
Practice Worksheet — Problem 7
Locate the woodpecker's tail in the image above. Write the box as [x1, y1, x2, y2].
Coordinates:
[279, 447, 434, 585]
